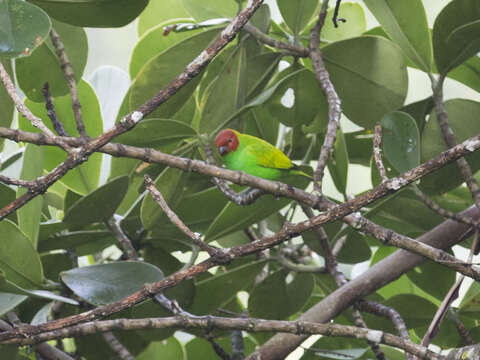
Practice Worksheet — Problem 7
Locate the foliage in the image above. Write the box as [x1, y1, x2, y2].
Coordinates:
[1, 0, 480, 359]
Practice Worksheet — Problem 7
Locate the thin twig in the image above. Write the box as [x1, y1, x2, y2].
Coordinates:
[332, 0, 346, 27]
[102, 332, 134, 360]
[144, 174, 224, 259]
[242, 23, 308, 57]
[106, 218, 138, 260]
[274, 254, 326, 273]
[0, 174, 36, 188]
[206, 335, 231, 360]
[49, 27, 87, 138]
[308, 0, 342, 193]
[373, 123, 388, 182]
[452, 311, 474, 346]
[231, 328, 245, 360]
[42, 82, 69, 137]
[0, 62, 69, 150]
[0, 316, 443, 360]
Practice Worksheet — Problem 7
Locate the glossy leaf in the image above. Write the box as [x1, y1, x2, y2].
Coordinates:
[199, 45, 248, 133]
[190, 260, 265, 315]
[21, 81, 103, 195]
[0, 293, 27, 316]
[381, 111, 420, 173]
[115, 119, 196, 148]
[0, 220, 43, 289]
[447, 55, 480, 93]
[433, 0, 480, 74]
[249, 270, 314, 319]
[63, 176, 129, 226]
[205, 173, 310, 241]
[364, 0, 432, 71]
[141, 167, 187, 230]
[129, 28, 220, 119]
[323, 36, 408, 129]
[138, 0, 191, 36]
[277, 0, 317, 36]
[0, 0, 51, 58]
[28, 0, 148, 27]
[131, 21, 205, 78]
[421, 99, 480, 194]
[38, 230, 116, 256]
[62, 262, 164, 306]
[16, 144, 44, 246]
[181, 0, 237, 22]
[15, 19, 87, 102]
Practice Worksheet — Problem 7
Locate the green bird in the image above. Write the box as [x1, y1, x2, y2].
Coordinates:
[215, 129, 311, 180]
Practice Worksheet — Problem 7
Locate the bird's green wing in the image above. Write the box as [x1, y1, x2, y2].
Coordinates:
[245, 141, 294, 170]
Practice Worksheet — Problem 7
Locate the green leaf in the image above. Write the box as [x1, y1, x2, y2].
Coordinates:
[0, 0, 51, 58]
[344, 130, 373, 167]
[129, 28, 221, 119]
[249, 270, 314, 319]
[406, 260, 456, 301]
[131, 22, 206, 78]
[15, 19, 87, 102]
[420, 99, 480, 194]
[61, 261, 164, 306]
[301, 337, 368, 360]
[115, 119, 196, 148]
[363, 0, 432, 71]
[381, 111, 420, 173]
[320, 2, 367, 42]
[433, 0, 480, 74]
[0, 293, 27, 316]
[0, 60, 14, 147]
[140, 167, 187, 230]
[266, 65, 328, 128]
[322, 36, 408, 129]
[16, 144, 44, 246]
[27, 0, 148, 27]
[38, 230, 116, 256]
[459, 281, 480, 317]
[137, 338, 185, 360]
[63, 176, 129, 227]
[327, 129, 349, 195]
[21, 80, 103, 195]
[181, 0, 237, 22]
[336, 231, 372, 264]
[205, 174, 310, 241]
[190, 260, 265, 315]
[277, 0, 317, 36]
[138, 0, 191, 36]
[199, 45, 248, 133]
[447, 55, 480, 93]
[0, 220, 43, 289]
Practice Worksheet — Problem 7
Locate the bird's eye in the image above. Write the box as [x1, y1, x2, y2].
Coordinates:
[228, 138, 232, 143]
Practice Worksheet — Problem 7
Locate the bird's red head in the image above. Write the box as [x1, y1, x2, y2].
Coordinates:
[215, 129, 239, 156]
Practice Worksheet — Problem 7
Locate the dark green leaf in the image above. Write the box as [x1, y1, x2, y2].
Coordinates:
[38, 230, 116, 256]
[327, 129, 349, 195]
[129, 28, 220, 119]
[364, 0, 432, 71]
[420, 99, 480, 194]
[28, 0, 148, 27]
[115, 119, 196, 148]
[0, 0, 51, 58]
[63, 176, 129, 226]
[406, 260, 456, 301]
[0, 220, 43, 289]
[190, 260, 265, 315]
[277, 0, 317, 36]
[15, 19, 87, 102]
[21, 80, 103, 195]
[0, 60, 15, 147]
[323, 36, 408, 129]
[381, 111, 420, 173]
[62, 261, 164, 306]
[433, 0, 480, 74]
[336, 231, 372, 264]
[17, 144, 44, 246]
[137, 338, 184, 360]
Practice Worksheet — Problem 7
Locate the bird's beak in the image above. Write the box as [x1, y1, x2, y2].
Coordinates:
[218, 145, 228, 156]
